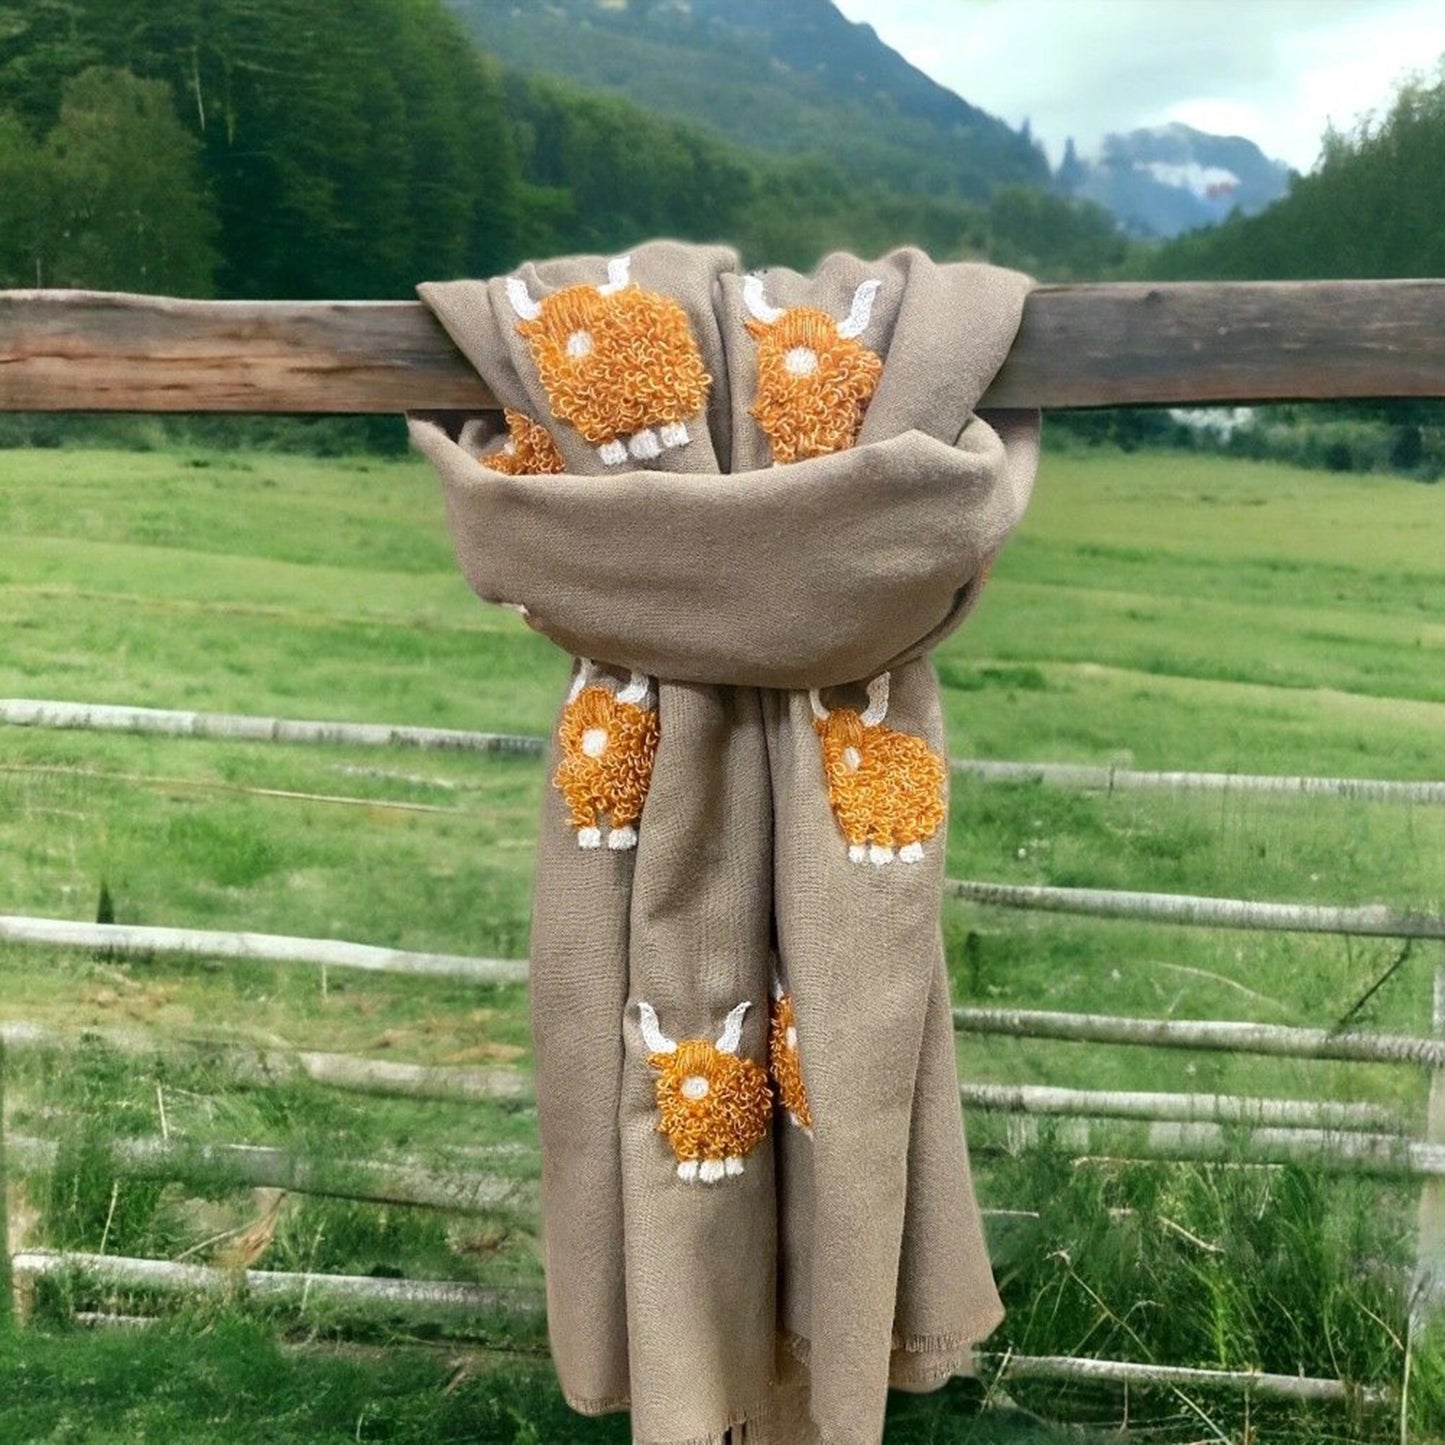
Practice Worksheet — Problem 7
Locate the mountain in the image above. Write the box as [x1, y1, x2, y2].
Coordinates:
[1059, 123, 1292, 238]
[1139, 69, 1445, 279]
[446, 0, 1050, 202]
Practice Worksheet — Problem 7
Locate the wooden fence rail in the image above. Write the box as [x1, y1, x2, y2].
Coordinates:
[6, 1135, 526, 1214]
[0, 699, 545, 755]
[954, 1006, 1445, 1067]
[12, 1006, 1444, 1079]
[12, 1250, 539, 1322]
[948, 880, 1445, 939]
[7, 698, 1445, 804]
[1, 1020, 528, 1101]
[15, 1251, 1383, 1407]
[3, 883, 1437, 989]
[955, 759, 1445, 805]
[0, 914, 526, 985]
[5, 281, 1445, 413]
[959, 1081, 1396, 1130]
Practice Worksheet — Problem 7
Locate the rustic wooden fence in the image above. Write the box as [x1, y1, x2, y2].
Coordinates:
[2, 279, 1443, 1419]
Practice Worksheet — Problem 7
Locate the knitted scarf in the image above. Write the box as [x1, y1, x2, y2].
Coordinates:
[408, 241, 1039, 1445]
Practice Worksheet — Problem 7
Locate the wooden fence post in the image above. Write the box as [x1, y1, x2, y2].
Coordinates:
[0, 1033, 12, 1329]
[1414, 951, 1445, 1319]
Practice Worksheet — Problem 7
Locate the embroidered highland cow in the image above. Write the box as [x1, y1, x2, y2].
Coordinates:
[811, 673, 946, 866]
[768, 982, 813, 1135]
[475, 408, 566, 475]
[636, 1000, 771, 1183]
[742, 274, 884, 464]
[506, 255, 711, 467]
[553, 660, 660, 850]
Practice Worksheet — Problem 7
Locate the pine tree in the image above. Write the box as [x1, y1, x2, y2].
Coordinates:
[1057, 136, 1087, 195]
[45, 67, 219, 293]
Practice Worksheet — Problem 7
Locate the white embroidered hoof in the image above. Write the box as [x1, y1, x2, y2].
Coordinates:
[723, 1156, 744, 1177]
[847, 844, 867, 864]
[677, 1160, 699, 1183]
[868, 844, 895, 867]
[597, 439, 628, 466]
[899, 841, 925, 863]
[659, 421, 689, 449]
[607, 825, 638, 851]
[576, 826, 602, 849]
[699, 1158, 726, 1184]
[628, 428, 662, 460]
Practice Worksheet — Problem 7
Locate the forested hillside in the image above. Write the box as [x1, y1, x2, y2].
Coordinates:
[0, 0, 1123, 301]
[0, 0, 521, 298]
[450, 0, 1049, 201]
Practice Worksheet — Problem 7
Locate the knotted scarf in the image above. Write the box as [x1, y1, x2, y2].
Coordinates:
[407, 241, 1040, 1445]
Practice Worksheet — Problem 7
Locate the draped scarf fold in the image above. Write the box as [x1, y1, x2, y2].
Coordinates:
[407, 241, 1040, 1445]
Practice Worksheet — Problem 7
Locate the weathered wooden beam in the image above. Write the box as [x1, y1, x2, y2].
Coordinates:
[981, 1115, 1445, 1179]
[0, 914, 527, 985]
[948, 879, 1445, 940]
[12, 1250, 541, 1323]
[8, 1019, 1397, 1133]
[0, 292, 481, 414]
[955, 1006, 1445, 1067]
[3, 281, 1445, 413]
[961, 1081, 1395, 1130]
[1, 1020, 529, 1103]
[0, 698, 545, 755]
[1009, 278, 1445, 406]
[11, 700, 1444, 808]
[7, 1135, 525, 1215]
[1414, 963, 1445, 1319]
[0, 1037, 10, 1329]
[956, 759, 1445, 805]
[996, 1353, 1384, 1407]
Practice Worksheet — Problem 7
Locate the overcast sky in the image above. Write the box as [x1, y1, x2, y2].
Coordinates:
[831, 0, 1445, 172]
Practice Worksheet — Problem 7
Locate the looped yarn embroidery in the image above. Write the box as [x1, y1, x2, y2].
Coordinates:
[409, 241, 1040, 1445]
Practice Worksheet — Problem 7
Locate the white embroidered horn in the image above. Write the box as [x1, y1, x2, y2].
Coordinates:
[716, 1000, 751, 1055]
[807, 689, 830, 722]
[742, 274, 784, 324]
[598, 254, 631, 295]
[836, 278, 881, 340]
[636, 1001, 676, 1055]
[860, 672, 890, 726]
[566, 657, 595, 704]
[505, 274, 542, 321]
[616, 671, 650, 706]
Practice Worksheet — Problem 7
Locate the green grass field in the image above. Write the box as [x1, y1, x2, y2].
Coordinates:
[1, 442, 1442, 1442]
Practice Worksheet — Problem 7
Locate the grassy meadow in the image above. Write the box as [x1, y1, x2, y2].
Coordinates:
[0, 440, 1442, 1442]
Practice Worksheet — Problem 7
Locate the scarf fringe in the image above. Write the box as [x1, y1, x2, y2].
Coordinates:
[632, 1398, 774, 1445]
[595, 1327, 990, 1443]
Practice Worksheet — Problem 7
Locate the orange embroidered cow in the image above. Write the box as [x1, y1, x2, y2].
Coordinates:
[742, 274, 884, 464]
[474, 408, 566, 475]
[553, 659, 660, 850]
[637, 1000, 771, 1183]
[811, 672, 946, 867]
[768, 982, 813, 1135]
[506, 255, 711, 467]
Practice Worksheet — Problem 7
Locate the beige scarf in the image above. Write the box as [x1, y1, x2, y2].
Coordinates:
[408, 241, 1039, 1445]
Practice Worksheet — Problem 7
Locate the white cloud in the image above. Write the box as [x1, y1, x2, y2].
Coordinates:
[831, 0, 1445, 171]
